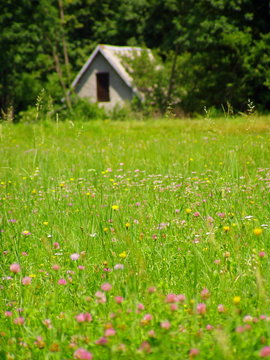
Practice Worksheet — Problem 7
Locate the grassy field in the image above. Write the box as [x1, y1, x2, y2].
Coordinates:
[1, 116, 270, 359]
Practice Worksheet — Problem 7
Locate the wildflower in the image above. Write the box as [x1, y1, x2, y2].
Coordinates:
[22, 277, 32, 285]
[95, 337, 108, 345]
[141, 314, 152, 325]
[52, 264, 60, 271]
[259, 252, 266, 258]
[243, 315, 253, 323]
[35, 336, 45, 349]
[200, 288, 210, 300]
[235, 326, 246, 333]
[254, 228, 263, 236]
[165, 294, 177, 303]
[165, 293, 178, 303]
[114, 263, 124, 270]
[95, 291, 106, 303]
[185, 208, 192, 214]
[58, 279, 67, 285]
[73, 348, 93, 360]
[189, 348, 200, 358]
[138, 341, 152, 353]
[119, 251, 127, 258]
[22, 230, 31, 235]
[125, 222, 131, 228]
[206, 324, 213, 331]
[5, 311, 12, 317]
[197, 303, 206, 315]
[112, 205, 119, 211]
[223, 226, 230, 232]
[10, 263, 21, 274]
[217, 304, 225, 313]
[170, 304, 178, 311]
[193, 211, 200, 217]
[78, 265, 85, 270]
[14, 317, 25, 325]
[75, 314, 86, 323]
[104, 328, 116, 336]
[137, 303, 145, 312]
[160, 321, 170, 330]
[148, 286, 156, 293]
[75, 313, 92, 323]
[233, 296, 241, 305]
[70, 253, 80, 261]
[148, 330, 156, 337]
[115, 296, 124, 304]
[177, 294, 186, 302]
[217, 212, 225, 218]
[53, 242, 60, 249]
[260, 347, 270, 357]
[43, 319, 52, 329]
[101, 283, 112, 292]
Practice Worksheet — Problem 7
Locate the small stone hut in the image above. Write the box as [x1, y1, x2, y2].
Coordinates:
[71, 44, 150, 110]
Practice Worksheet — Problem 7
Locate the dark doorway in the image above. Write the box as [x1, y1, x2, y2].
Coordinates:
[96, 73, 110, 102]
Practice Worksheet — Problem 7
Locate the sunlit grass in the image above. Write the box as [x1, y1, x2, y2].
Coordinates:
[1, 116, 270, 359]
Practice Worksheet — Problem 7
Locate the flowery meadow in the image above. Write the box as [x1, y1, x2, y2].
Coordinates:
[1, 116, 270, 359]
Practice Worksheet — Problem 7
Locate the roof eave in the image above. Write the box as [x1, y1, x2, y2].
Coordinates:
[71, 45, 135, 91]
[71, 45, 100, 89]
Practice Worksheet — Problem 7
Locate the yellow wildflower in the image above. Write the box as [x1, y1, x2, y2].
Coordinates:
[233, 296, 241, 305]
[119, 251, 127, 259]
[253, 228, 263, 236]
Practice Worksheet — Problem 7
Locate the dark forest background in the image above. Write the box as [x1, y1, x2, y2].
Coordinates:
[1, 0, 270, 118]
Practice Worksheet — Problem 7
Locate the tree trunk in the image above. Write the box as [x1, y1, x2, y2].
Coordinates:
[52, 43, 72, 110]
[57, 0, 71, 83]
[166, 44, 179, 108]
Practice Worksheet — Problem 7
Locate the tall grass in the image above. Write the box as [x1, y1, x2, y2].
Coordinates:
[1, 116, 270, 359]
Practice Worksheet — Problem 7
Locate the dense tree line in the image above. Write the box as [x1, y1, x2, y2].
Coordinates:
[1, 0, 270, 117]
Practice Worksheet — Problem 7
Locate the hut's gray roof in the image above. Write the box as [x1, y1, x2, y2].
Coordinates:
[71, 44, 151, 90]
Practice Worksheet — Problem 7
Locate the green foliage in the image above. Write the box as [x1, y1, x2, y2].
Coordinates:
[18, 89, 55, 123]
[1, 0, 270, 115]
[64, 97, 107, 121]
[121, 49, 168, 114]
